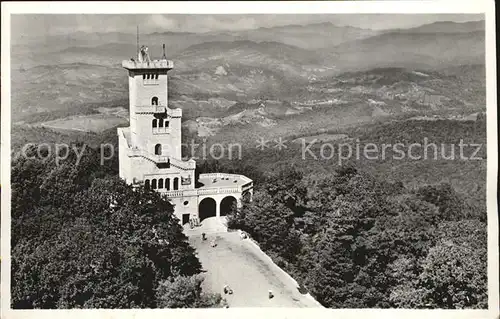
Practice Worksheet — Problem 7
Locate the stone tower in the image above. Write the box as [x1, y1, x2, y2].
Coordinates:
[117, 44, 253, 229]
[124, 46, 181, 159]
[118, 46, 196, 191]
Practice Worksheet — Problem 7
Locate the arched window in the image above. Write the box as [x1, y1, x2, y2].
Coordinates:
[143, 74, 146, 80]
[145, 179, 150, 189]
[152, 119, 157, 128]
[155, 73, 159, 80]
[173, 177, 179, 190]
[155, 144, 161, 155]
[152, 96, 158, 106]
[159, 119, 163, 128]
[165, 120, 169, 128]
[158, 178, 164, 189]
[166, 178, 170, 190]
[152, 179, 157, 189]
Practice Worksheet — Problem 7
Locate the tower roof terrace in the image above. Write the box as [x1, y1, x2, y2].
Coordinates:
[122, 59, 174, 70]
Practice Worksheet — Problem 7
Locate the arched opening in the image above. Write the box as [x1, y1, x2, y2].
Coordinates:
[151, 179, 157, 189]
[144, 179, 150, 190]
[199, 198, 216, 222]
[166, 178, 170, 190]
[152, 119, 157, 128]
[220, 196, 237, 217]
[159, 119, 164, 128]
[152, 96, 158, 106]
[173, 177, 179, 190]
[154, 144, 161, 155]
[158, 178, 164, 189]
[165, 120, 169, 127]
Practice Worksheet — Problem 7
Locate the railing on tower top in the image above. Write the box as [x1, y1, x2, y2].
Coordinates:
[122, 60, 174, 69]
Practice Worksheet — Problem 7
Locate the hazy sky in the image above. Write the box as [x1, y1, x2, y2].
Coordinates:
[12, 14, 484, 35]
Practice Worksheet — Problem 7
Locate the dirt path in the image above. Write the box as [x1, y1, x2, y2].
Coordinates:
[189, 232, 322, 308]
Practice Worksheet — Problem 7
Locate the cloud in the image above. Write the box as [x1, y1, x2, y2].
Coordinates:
[11, 14, 484, 37]
[147, 15, 179, 30]
[145, 15, 262, 33]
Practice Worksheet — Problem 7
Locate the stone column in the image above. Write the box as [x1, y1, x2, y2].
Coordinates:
[215, 198, 221, 217]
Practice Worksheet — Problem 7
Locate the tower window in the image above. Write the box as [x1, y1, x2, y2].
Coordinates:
[155, 73, 159, 80]
[173, 177, 179, 190]
[152, 119, 157, 128]
[159, 119, 163, 128]
[152, 96, 158, 106]
[155, 144, 161, 155]
[143, 74, 146, 79]
[158, 178, 164, 189]
[152, 179, 157, 189]
[145, 179, 150, 189]
[165, 120, 169, 127]
[166, 178, 170, 190]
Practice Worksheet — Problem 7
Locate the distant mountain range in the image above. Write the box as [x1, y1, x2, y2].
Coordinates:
[11, 19, 485, 127]
[402, 20, 485, 33]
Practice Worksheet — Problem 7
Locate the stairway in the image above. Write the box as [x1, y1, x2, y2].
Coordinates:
[183, 216, 228, 236]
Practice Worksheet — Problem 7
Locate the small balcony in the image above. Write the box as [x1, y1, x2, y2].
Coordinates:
[153, 127, 170, 135]
[154, 105, 166, 113]
[135, 105, 166, 114]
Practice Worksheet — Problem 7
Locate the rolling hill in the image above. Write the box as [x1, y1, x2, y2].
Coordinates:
[326, 30, 484, 71]
[230, 22, 380, 49]
[402, 20, 485, 33]
[10, 19, 485, 138]
[11, 63, 126, 121]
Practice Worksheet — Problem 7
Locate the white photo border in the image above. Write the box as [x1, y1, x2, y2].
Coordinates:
[1, 1, 498, 319]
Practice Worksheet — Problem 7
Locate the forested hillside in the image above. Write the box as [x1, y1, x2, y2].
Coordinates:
[226, 165, 487, 309]
[11, 145, 224, 308]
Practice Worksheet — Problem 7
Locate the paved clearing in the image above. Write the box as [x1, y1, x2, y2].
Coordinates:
[189, 231, 321, 308]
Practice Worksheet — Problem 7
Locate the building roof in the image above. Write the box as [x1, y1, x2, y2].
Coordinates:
[198, 173, 252, 189]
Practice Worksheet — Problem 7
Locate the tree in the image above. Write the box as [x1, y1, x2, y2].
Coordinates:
[218, 163, 487, 309]
[416, 183, 474, 221]
[388, 220, 487, 309]
[11, 145, 205, 309]
[156, 275, 224, 308]
[227, 190, 300, 261]
[418, 241, 487, 309]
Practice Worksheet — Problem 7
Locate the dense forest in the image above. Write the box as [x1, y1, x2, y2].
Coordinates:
[11, 145, 224, 308]
[11, 117, 487, 309]
[226, 165, 487, 308]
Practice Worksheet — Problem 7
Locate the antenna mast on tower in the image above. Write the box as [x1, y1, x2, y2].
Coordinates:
[136, 26, 140, 58]
[162, 44, 167, 60]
